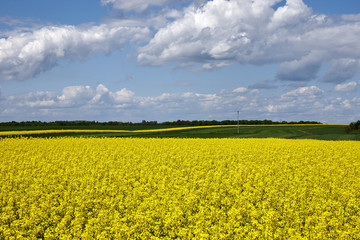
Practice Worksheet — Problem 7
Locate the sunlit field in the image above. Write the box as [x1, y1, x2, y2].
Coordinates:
[0, 138, 360, 239]
[1, 137, 360, 239]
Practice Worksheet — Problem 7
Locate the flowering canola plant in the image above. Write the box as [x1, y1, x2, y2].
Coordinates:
[1, 137, 359, 239]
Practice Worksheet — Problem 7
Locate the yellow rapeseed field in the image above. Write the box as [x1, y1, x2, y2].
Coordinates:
[1, 137, 359, 239]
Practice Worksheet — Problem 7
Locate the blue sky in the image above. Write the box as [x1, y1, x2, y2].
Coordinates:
[1, 0, 360, 123]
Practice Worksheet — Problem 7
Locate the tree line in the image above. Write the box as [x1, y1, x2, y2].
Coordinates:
[345, 120, 360, 133]
[0, 119, 322, 127]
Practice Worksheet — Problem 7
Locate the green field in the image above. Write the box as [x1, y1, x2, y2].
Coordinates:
[119, 125, 358, 140]
[1, 124, 359, 140]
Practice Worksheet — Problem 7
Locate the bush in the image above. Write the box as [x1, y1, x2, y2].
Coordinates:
[346, 120, 360, 133]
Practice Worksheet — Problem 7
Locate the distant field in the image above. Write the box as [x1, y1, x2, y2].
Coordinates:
[1, 124, 359, 140]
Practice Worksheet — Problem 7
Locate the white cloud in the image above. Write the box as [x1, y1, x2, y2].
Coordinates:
[137, 0, 360, 83]
[58, 86, 95, 106]
[265, 103, 294, 113]
[232, 87, 248, 94]
[334, 81, 358, 92]
[282, 86, 324, 99]
[2, 0, 360, 84]
[232, 87, 259, 94]
[110, 88, 135, 103]
[0, 83, 258, 121]
[2, 83, 359, 123]
[325, 97, 360, 115]
[137, 0, 315, 67]
[18, 91, 58, 108]
[90, 84, 111, 105]
[0, 23, 149, 81]
[269, 0, 311, 30]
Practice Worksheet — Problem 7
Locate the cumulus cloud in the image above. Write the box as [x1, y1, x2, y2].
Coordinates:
[16, 91, 57, 108]
[334, 81, 358, 92]
[261, 86, 325, 116]
[58, 86, 95, 106]
[2, 83, 360, 123]
[232, 87, 259, 94]
[137, 0, 360, 83]
[0, 23, 149, 81]
[137, 0, 315, 66]
[262, 86, 327, 121]
[281, 86, 324, 99]
[0, 83, 259, 121]
[232, 87, 248, 94]
[2, 0, 360, 84]
[324, 97, 360, 118]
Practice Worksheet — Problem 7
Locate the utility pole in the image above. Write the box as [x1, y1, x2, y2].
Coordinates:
[237, 111, 239, 134]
